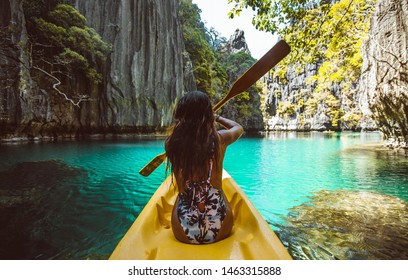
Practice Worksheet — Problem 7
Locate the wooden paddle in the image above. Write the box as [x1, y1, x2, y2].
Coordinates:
[139, 40, 291, 176]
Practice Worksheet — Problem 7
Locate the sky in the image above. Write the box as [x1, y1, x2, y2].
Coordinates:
[192, 0, 278, 59]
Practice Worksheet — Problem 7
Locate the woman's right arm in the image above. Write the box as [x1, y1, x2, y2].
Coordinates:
[215, 115, 244, 146]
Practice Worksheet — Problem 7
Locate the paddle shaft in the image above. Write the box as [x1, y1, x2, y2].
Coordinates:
[212, 40, 290, 111]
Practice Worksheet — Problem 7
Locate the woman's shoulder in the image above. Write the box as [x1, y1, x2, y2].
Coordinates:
[215, 116, 243, 147]
[217, 127, 243, 147]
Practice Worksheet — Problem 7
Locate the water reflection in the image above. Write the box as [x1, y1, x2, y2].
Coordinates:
[261, 131, 317, 140]
[260, 131, 385, 142]
[278, 189, 408, 260]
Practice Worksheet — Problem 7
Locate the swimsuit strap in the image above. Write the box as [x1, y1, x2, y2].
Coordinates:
[206, 158, 213, 183]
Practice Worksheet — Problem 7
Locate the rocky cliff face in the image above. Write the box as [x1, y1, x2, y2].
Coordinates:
[0, 0, 36, 136]
[360, 0, 408, 148]
[75, 0, 186, 132]
[223, 29, 251, 55]
[0, 0, 188, 139]
[263, 61, 375, 132]
[263, 62, 328, 131]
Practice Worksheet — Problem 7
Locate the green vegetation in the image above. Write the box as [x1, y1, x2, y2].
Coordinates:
[305, 97, 318, 118]
[178, 0, 263, 128]
[217, 51, 263, 126]
[178, 0, 219, 95]
[277, 101, 295, 118]
[23, 1, 110, 86]
[228, 0, 374, 70]
[228, 0, 376, 129]
[341, 110, 362, 128]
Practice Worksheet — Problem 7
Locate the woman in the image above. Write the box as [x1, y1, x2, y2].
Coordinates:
[165, 90, 243, 244]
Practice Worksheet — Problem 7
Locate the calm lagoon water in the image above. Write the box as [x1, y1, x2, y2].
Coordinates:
[0, 132, 407, 259]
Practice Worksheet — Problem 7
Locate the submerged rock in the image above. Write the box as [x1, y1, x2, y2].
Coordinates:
[280, 189, 408, 260]
[0, 160, 88, 259]
[0, 160, 86, 204]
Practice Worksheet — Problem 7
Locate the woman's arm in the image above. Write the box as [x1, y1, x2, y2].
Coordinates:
[215, 114, 244, 146]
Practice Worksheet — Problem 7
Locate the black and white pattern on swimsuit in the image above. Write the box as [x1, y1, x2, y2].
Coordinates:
[177, 180, 227, 244]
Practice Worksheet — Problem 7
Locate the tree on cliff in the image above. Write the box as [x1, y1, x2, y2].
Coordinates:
[178, 0, 220, 95]
[218, 51, 264, 129]
[228, 0, 376, 129]
[22, 1, 110, 106]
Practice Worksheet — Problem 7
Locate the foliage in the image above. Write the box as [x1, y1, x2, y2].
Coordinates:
[24, 1, 110, 85]
[305, 97, 318, 117]
[228, 0, 374, 66]
[217, 51, 263, 126]
[207, 27, 227, 51]
[48, 2, 86, 29]
[228, 0, 376, 129]
[178, 0, 218, 94]
[277, 101, 296, 118]
[22, 0, 62, 19]
[324, 93, 341, 127]
[341, 110, 362, 128]
[220, 51, 256, 84]
[178, 0, 263, 128]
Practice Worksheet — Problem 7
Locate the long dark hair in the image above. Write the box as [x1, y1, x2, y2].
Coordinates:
[165, 91, 219, 190]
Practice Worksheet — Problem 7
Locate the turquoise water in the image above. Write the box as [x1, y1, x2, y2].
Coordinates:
[224, 132, 408, 224]
[0, 132, 407, 259]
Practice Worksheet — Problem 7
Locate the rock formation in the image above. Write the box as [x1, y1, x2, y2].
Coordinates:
[360, 0, 408, 148]
[223, 29, 251, 55]
[263, 62, 331, 131]
[0, 0, 36, 136]
[0, 0, 190, 139]
[2, 0, 406, 140]
[263, 60, 375, 132]
[74, 0, 187, 132]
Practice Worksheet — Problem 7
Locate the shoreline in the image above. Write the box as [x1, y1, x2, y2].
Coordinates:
[0, 130, 385, 144]
[0, 133, 168, 144]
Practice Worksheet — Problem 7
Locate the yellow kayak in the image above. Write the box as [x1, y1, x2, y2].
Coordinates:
[109, 170, 292, 260]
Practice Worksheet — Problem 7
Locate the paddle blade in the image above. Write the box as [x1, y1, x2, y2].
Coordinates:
[139, 152, 167, 176]
[213, 40, 291, 112]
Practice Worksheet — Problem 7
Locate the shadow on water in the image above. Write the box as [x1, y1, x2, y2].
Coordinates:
[276, 189, 408, 260]
[0, 160, 94, 259]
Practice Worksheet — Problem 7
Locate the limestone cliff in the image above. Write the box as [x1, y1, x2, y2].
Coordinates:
[360, 0, 408, 148]
[263, 61, 375, 132]
[75, 0, 186, 132]
[0, 0, 37, 136]
[0, 0, 188, 139]
[223, 29, 251, 55]
[263, 0, 408, 142]
[263, 62, 328, 131]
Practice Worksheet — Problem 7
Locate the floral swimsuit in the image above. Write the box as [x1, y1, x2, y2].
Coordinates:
[176, 159, 227, 244]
